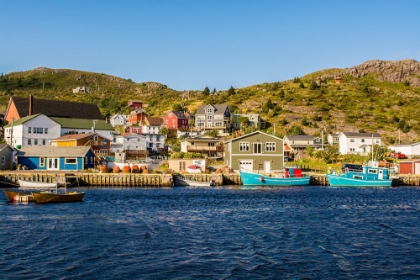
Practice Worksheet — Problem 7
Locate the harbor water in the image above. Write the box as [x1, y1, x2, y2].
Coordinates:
[1, 186, 420, 279]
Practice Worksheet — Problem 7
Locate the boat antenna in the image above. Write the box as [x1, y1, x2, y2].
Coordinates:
[372, 133, 374, 161]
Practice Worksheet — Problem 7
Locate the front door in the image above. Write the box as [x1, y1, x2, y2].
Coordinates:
[378, 169, 384, 180]
[264, 161, 271, 173]
[47, 158, 59, 170]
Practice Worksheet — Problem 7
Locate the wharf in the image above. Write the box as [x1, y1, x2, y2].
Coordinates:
[0, 171, 417, 187]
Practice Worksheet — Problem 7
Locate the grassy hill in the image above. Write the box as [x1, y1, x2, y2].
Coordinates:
[1, 60, 420, 145]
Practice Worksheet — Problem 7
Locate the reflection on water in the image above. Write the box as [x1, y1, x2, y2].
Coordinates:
[1, 186, 420, 279]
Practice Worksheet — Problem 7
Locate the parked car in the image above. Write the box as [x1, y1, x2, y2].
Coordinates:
[342, 163, 363, 172]
[390, 152, 406, 159]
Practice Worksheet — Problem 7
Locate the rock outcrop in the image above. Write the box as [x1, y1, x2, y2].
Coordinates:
[347, 59, 420, 86]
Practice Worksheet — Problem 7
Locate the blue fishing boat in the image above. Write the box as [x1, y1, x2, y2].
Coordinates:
[327, 161, 392, 187]
[239, 167, 310, 186]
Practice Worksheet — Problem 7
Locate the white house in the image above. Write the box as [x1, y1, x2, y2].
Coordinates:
[140, 116, 165, 152]
[50, 117, 116, 140]
[338, 132, 382, 155]
[109, 113, 128, 127]
[388, 143, 420, 158]
[110, 134, 147, 153]
[3, 114, 61, 148]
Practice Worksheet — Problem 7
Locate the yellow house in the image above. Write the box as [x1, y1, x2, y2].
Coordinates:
[50, 132, 111, 158]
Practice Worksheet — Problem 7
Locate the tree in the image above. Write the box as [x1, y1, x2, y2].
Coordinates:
[309, 82, 319, 90]
[305, 145, 315, 157]
[368, 144, 390, 161]
[228, 86, 235, 95]
[172, 103, 184, 112]
[286, 125, 305, 135]
[212, 88, 217, 94]
[205, 130, 218, 137]
[237, 116, 250, 129]
[159, 127, 169, 139]
[203, 86, 210, 96]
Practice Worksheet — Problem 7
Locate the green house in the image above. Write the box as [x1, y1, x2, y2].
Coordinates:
[224, 131, 284, 173]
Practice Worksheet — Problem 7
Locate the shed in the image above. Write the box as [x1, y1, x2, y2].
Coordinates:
[398, 159, 420, 175]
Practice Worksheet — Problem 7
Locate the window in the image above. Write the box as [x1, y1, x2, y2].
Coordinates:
[361, 139, 365, 143]
[28, 127, 32, 133]
[350, 139, 355, 142]
[207, 115, 212, 121]
[368, 169, 378, 174]
[208, 143, 215, 147]
[40, 157, 45, 167]
[35, 127, 43, 134]
[1, 156, 4, 165]
[239, 142, 250, 151]
[266, 142, 276, 152]
[91, 157, 93, 164]
[44, 128, 48, 134]
[34, 139, 38, 145]
[28, 139, 32, 145]
[42, 139, 46, 145]
[253, 143, 262, 154]
[65, 158, 77, 164]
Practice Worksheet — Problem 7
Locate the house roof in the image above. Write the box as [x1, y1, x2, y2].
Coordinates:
[50, 117, 114, 131]
[3, 114, 47, 128]
[145, 116, 163, 126]
[0, 144, 14, 152]
[183, 135, 221, 143]
[9, 96, 103, 120]
[16, 146, 92, 157]
[167, 111, 188, 119]
[284, 135, 315, 141]
[51, 132, 111, 142]
[224, 130, 282, 143]
[196, 104, 228, 115]
[341, 132, 381, 138]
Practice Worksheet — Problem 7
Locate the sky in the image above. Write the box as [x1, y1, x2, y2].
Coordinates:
[1, 0, 419, 91]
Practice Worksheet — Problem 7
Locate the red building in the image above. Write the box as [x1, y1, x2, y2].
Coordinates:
[128, 100, 143, 110]
[163, 111, 189, 130]
[128, 109, 148, 125]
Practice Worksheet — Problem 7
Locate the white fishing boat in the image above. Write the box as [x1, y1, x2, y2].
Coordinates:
[173, 175, 216, 187]
[18, 179, 58, 189]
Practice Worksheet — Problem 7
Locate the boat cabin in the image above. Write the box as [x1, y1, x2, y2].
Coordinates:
[283, 167, 303, 178]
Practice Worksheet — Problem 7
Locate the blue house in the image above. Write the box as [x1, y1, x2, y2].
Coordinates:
[16, 146, 95, 171]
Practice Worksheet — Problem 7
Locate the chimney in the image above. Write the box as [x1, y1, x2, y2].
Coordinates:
[28, 95, 33, 116]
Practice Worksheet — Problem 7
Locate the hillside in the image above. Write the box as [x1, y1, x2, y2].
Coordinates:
[1, 59, 420, 145]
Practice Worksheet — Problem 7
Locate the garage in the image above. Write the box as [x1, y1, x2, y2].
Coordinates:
[239, 160, 253, 172]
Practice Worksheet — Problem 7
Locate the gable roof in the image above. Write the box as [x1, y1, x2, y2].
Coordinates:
[196, 104, 229, 115]
[0, 144, 14, 152]
[167, 111, 188, 120]
[183, 135, 221, 143]
[225, 130, 282, 143]
[341, 132, 381, 138]
[50, 117, 114, 130]
[9, 96, 103, 120]
[16, 146, 93, 157]
[145, 116, 163, 126]
[3, 114, 51, 128]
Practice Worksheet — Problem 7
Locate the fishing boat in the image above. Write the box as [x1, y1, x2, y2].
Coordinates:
[18, 179, 58, 189]
[326, 160, 392, 187]
[173, 175, 216, 187]
[3, 189, 34, 202]
[31, 191, 85, 203]
[239, 167, 310, 186]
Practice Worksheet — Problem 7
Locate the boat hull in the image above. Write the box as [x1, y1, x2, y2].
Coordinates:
[3, 189, 32, 201]
[239, 171, 310, 186]
[327, 174, 392, 187]
[32, 192, 85, 203]
[18, 179, 57, 189]
[173, 176, 215, 187]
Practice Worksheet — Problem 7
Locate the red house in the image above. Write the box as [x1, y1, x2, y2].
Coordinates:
[163, 111, 189, 130]
[128, 109, 148, 125]
[128, 100, 143, 110]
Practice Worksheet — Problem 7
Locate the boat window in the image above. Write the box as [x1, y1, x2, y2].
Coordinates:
[39, 157, 45, 167]
[368, 169, 377, 174]
[353, 175, 363, 179]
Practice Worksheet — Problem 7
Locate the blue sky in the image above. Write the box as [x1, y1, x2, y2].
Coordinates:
[1, 0, 419, 91]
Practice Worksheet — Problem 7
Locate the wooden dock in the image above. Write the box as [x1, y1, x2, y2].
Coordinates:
[0, 172, 417, 187]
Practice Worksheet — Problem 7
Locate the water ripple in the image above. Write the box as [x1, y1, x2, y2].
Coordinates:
[1, 186, 420, 279]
